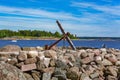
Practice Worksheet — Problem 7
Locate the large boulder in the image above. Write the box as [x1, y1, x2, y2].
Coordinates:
[0, 62, 26, 80]
[44, 50, 57, 59]
[0, 45, 21, 52]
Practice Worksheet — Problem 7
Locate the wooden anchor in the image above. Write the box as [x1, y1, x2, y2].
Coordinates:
[45, 20, 76, 50]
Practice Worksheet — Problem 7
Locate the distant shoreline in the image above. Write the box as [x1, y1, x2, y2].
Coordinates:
[0, 37, 120, 41]
[0, 37, 79, 40]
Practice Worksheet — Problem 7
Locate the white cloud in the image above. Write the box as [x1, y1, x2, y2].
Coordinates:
[71, 2, 120, 16]
[0, 4, 120, 37]
[0, 5, 81, 21]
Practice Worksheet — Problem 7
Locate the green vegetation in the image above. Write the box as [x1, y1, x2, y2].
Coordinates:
[0, 29, 77, 39]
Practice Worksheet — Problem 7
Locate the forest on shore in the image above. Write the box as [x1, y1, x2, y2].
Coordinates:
[0, 29, 77, 39]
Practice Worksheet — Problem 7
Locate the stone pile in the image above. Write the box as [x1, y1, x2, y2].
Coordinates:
[0, 45, 120, 80]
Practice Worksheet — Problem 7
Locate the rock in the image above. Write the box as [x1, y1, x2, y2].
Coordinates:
[80, 49, 88, 58]
[93, 77, 104, 80]
[44, 50, 57, 59]
[27, 51, 38, 58]
[24, 73, 34, 80]
[21, 63, 37, 71]
[55, 59, 68, 70]
[43, 58, 51, 67]
[49, 59, 56, 67]
[67, 54, 76, 62]
[106, 75, 117, 80]
[31, 70, 41, 80]
[102, 59, 113, 66]
[0, 62, 26, 80]
[80, 73, 91, 80]
[93, 49, 101, 56]
[7, 58, 18, 65]
[24, 57, 37, 64]
[74, 57, 81, 67]
[84, 65, 95, 75]
[0, 52, 10, 57]
[105, 54, 117, 63]
[116, 53, 120, 60]
[95, 56, 102, 64]
[53, 68, 67, 80]
[108, 66, 117, 77]
[0, 57, 8, 62]
[107, 57, 117, 63]
[22, 47, 36, 51]
[67, 61, 74, 67]
[115, 61, 120, 65]
[81, 57, 94, 64]
[42, 67, 55, 73]
[51, 77, 58, 80]
[90, 72, 99, 79]
[36, 60, 46, 70]
[66, 67, 80, 80]
[100, 48, 107, 53]
[18, 51, 28, 61]
[0, 45, 21, 52]
[16, 62, 24, 68]
[36, 46, 44, 51]
[38, 52, 45, 60]
[42, 72, 51, 80]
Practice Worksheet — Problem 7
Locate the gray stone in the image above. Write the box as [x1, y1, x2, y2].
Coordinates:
[53, 68, 67, 80]
[27, 51, 38, 58]
[95, 56, 102, 64]
[102, 59, 113, 66]
[0, 57, 8, 62]
[90, 72, 99, 79]
[44, 50, 57, 59]
[115, 61, 120, 66]
[24, 73, 34, 80]
[51, 77, 58, 80]
[31, 70, 41, 80]
[49, 59, 56, 67]
[41, 67, 55, 73]
[108, 66, 117, 77]
[80, 73, 91, 80]
[38, 52, 45, 60]
[16, 62, 24, 68]
[36, 60, 46, 70]
[0, 45, 21, 52]
[36, 46, 44, 51]
[0, 62, 26, 80]
[81, 57, 93, 64]
[80, 50, 88, 58]
[43, 58, 51, 68]
[66, 68, 80, 80]
[0, 52, 10, 57]
[55, 60, 68, 70]
[18, 51, 28, 61]
[22, 47, 36, 51]
[24, 57, 37, 64]
[42, 72, 51, 80]
[106, 75, 117, 80]
[7, 58, 18, 65]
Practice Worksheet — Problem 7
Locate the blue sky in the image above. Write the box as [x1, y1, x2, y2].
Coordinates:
[0, 0, 120, 37]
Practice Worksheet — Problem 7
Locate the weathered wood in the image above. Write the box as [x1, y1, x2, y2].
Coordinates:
[56, 20, 76, 50]
[48, 32, 69, 50]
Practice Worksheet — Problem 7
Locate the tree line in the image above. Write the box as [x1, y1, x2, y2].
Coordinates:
[0, 29, 77, 39]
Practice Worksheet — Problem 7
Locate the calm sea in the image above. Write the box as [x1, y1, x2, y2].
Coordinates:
[0, 40, 120, 49]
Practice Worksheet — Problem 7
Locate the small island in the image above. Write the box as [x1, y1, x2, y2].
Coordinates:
[0, 29, 77, 40]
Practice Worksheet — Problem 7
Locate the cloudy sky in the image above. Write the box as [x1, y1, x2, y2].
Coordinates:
[0, 0, 120, 37]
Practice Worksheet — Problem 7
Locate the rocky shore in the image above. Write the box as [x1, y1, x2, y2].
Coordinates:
[0, 45, 120, 80]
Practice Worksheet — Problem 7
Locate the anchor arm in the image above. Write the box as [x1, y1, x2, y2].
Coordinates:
[56, 20, 76, 50]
